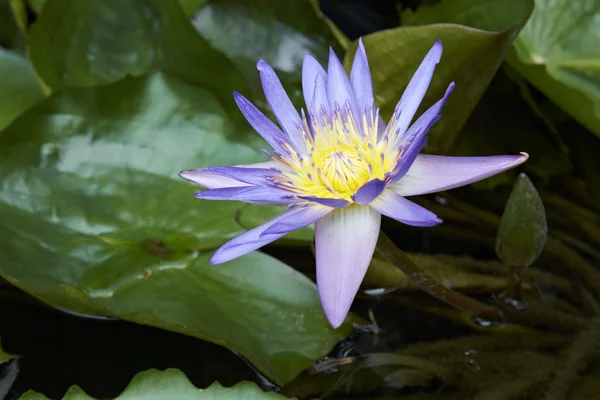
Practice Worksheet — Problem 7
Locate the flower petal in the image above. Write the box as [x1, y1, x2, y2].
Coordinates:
[327, 48, 360, 125]
[179, 161, 280, 189]
[387, 82, 454, 184]
[315, 205, 381, 328]
[200, 166, 280, 187]
[350, 38, 374, 113]
[309, 73, 331, 127]
[353, 179, 386, 204]
[233, 92, 288, 153]
[388, 40, 443, 138]
[261, 204, 332, 236]
[257, 60, 305, 152]
[370, 189, 441, 227]
[211, 205, 330, 264]
[302, 54, 327, 109]
[390, 153, 529, 196]
[195, 186, 293, 205]
[299, 196, 350, 208]
[388, 134, 428, 185]
[392, 82, 454, 149]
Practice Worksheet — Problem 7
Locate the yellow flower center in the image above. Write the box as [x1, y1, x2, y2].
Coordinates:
[273, 107, 401, 202]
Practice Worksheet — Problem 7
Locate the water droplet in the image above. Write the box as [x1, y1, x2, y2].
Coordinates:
[435, 195, 448, 205]
[464, 357, 480, 371]
[472, 316, 504, 328]
[504, 297, 526, 310]
[361, 287, 398, 296]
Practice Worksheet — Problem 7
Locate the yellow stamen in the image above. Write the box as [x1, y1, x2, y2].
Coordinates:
[272, 106, 401, 202]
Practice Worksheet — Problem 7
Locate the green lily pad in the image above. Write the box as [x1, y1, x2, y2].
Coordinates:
[191, 0, 338, 107]
[19, 369, 295, 399]
[357, 0, 532, 153]
[0, 72, 350, 385]
[28, 0, 249, 111]
[0, 338, 16, 363]
[508, 0, 600, 138]
[0, 48, 45, 131]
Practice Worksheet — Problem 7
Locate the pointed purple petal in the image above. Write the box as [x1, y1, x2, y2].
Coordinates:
[350, 38, 374, 113]
[389, 40, 443, 138]
[353, 179, 386, 204]
[389, 135, 428, 184]
[327, 48, 360, 125]
[386, 82, 454, 184]
[377, 114, 387, 139]
[310, 73, 331, 126]
[257, 60, 305, 151]
[233, 92, 288, 153]
[390, 153, 529, 196]
[179, 161, 280, 189]
[201, 166, 279, 187]
[302, 55, 327, 109]
[260, 204, 332, 236]
[316, 205, 381, 328]
[370, 189, 441, 227]
[195, 186, 293, 205]
[299, 196, 350, 208]
[392, 82, 454, 149]
[211, 205, 330, 264]
[210, 207, 310, 264]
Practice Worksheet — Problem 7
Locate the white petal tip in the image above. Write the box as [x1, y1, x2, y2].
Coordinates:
[210, 251, 229, 265]
[179, 169, 198, 182]
[323, 305, 348, 329]
[431, 39, 443, 62]
[256, 59, 270, 71]
[519, 152, 530, 161]
[328, 47, 337, 58]
[327, 315, 345, 329]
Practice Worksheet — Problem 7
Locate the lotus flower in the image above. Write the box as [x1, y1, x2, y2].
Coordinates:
[180, 39, 527, 328]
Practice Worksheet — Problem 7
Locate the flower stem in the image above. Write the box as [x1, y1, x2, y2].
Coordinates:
[376, 231, 505, 323]
[505, 264, 524, 302]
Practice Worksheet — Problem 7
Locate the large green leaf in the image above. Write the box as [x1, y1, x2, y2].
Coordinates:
[0, 73, 350, 385]
[28, 0, 249, 111]
[20, 369, 295, 399]
[191, 0, 338, 106]
[0, 48, 45, 131]
[356, 0, 532, 153]
[508, 0, 600, 138]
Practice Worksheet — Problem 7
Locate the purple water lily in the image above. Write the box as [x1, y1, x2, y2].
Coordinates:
[180, 39, 527, 328]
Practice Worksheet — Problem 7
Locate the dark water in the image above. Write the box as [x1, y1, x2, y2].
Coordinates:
[0, 291, 260, 399]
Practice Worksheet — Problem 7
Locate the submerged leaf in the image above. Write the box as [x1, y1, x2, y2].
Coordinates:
[496, 174, 547, 267]
[19, 369, 294, 399]
[363, 253, 510, 292]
